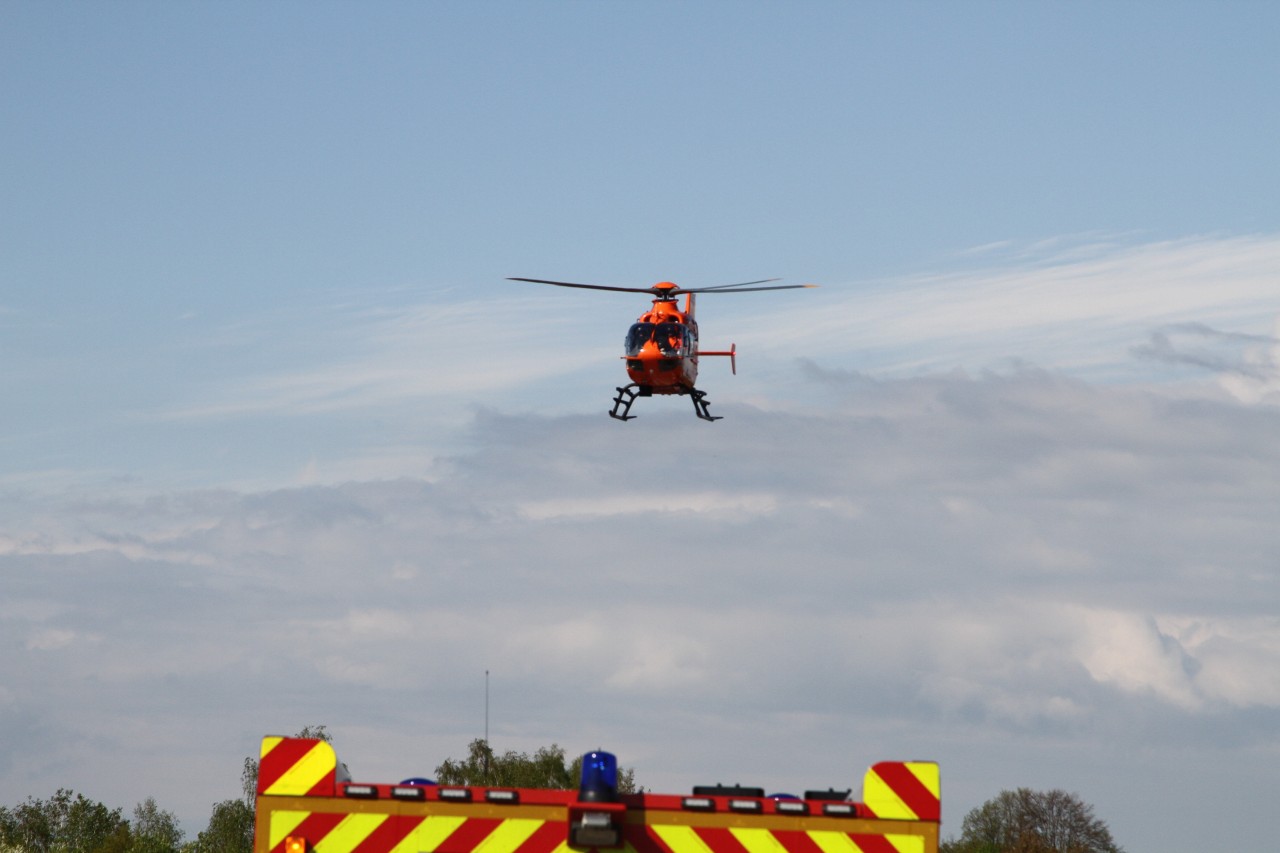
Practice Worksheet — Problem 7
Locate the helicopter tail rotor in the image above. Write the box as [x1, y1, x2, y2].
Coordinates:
[700, 343, 736, 375]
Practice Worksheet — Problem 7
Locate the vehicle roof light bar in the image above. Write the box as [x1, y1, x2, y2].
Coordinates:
[681, 797, 715, 811]
[390, 786, 427, 800]
[438, 788, 472, 801]
[774, 800, 809, 815]
[343, 784, 378, 799]
[486, 790, 519, 804]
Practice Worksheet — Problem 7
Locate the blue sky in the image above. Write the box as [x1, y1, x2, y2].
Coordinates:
[3, 4, 1280, 852]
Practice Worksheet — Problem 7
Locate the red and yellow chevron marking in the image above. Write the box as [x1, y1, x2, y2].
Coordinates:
[861, 763, 939, 822]
[264, 810, 573, 853]
[263, 811, 933, 853]
[258, 737, 340, 798]
[641, 821, 929, 853]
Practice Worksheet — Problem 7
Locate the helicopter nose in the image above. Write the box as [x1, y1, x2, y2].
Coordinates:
[638, 341, 672, 363]
[626, 342, 681, 378]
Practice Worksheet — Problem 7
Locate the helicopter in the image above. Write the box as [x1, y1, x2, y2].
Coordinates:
[508, 277, 816, 421]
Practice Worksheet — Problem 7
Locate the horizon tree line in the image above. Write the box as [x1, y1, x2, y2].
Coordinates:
[2, 726, 1121, 853]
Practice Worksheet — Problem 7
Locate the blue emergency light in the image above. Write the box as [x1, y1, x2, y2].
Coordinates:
[578, 750, 618, 802]
[571, 750, 625, 848]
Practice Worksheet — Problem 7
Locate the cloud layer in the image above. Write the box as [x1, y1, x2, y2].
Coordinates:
[3, 364, 1278, 852]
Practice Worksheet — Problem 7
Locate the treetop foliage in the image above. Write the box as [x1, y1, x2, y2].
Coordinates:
[181, 799, 252, 853]
[129, 799, 184, 853]
[0, 724, 331, 853]
[435, 739, 638, 794]
[941, 788, 1124, 853]
[0, 788, 154, 853]
[4, 729, 1122, 853]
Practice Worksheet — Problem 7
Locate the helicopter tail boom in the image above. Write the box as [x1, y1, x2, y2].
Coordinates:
[700, 343, 737, 375]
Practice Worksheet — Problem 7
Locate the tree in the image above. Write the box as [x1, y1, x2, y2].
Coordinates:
[435, 739, 638, 793]
[0, 788, 130, 853]
[181, 799, 252, 853]
[129, 798, 183, 853]
[941, 788, 1124, 853]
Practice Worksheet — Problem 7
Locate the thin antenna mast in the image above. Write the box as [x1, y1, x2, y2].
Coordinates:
[484, 669, 490, 783]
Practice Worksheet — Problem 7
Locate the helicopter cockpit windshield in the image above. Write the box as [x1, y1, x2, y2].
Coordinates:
[654, 322, 689, 356]
[625, 323, 655, 356]
[626, 321, 691, 357]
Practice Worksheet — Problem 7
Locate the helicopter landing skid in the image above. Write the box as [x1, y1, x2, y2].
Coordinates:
[609, 384, 647, 420]
[609, 384, 722, 422]
[687, 387, 721, 421]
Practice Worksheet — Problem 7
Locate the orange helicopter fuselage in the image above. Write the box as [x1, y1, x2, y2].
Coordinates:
[622, 286, 701, 394]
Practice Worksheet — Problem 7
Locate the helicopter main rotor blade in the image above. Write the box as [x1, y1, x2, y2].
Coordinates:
[687, 278, 783, 291]
[507, 277, 656, 294]
[510, 276, 818, 296]
[681, 283, 818, 294]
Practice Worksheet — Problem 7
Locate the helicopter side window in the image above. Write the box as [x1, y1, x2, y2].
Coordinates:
[625, 323, 655, 356]
[654, 322, 687, 356]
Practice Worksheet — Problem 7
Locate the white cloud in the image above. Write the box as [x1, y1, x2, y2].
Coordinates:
[3, 234, 1279, 853]
[115, 234, 1280, 451]
[729, 232, 1280, 388]
[154, 295, 616, 422]
[517, 491, 778, 521]
[24, 628, 81, 651]
[1165, 616, 1280, 708]
[1073, 610, 1205, 710]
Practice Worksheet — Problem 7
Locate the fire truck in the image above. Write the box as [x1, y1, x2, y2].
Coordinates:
[254, 736, 940, 853]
